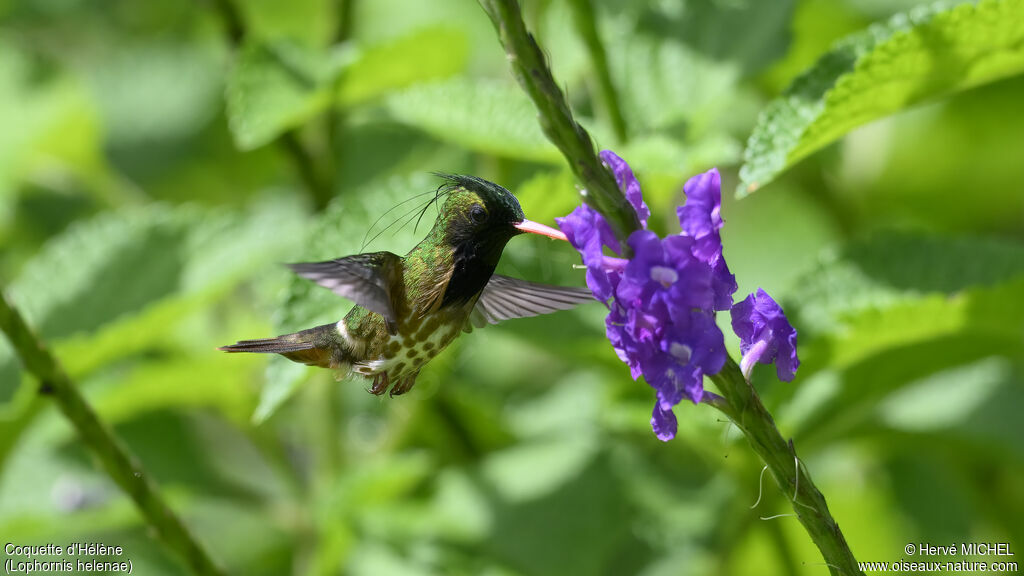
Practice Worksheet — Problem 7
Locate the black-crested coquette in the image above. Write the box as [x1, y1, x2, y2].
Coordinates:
[220, 174, 593, 396]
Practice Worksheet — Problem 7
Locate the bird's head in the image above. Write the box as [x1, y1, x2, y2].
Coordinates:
[432, 174, 565, 260]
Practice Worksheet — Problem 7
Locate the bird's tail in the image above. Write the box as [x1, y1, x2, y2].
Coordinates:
[219, 323, 341, 368]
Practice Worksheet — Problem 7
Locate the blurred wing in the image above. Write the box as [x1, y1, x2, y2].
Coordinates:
[287, 252, 403, 333]
[468, 274, 594, 329]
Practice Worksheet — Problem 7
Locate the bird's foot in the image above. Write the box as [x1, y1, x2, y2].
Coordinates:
[389, 372, 420, 397]
[369, 372, 390, 396]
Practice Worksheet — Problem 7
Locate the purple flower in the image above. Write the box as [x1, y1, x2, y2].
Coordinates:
[601, 150, 650, 228]
[558, 150, 798, 442]
[638, 310, 725, 405]
[556, 204, 622, 301]
[616, 231, 715, 314]
[730, 288, 800, 382]
[677, 169, 737, 311]
[651, 404, 677, 441]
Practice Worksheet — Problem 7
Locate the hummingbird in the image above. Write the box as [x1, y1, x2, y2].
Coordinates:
[219, 174, 594, 397]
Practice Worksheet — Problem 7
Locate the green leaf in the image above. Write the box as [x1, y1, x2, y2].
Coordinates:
[788, 231, 1024, 335]
[739, 0, 1024, 196]
[877, 357, 1009, 431]
[0, 200, 306, 412]
[87, 41, 225, 145]
[337, 26, 469, 106]
[783, 278, 1024, 446]
[239, 0, 336, 48]
[226, 39, 332, 150]
[386, 77, 561, 163]
[0, 45, 108, 203]
[226, 27, 470, 150]
[780, 232, 1024, 441]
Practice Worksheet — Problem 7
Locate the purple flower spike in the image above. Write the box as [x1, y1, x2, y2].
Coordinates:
[677, 169, 737, 310]
[730, 288, 800, 382]
[559, 151, 794, 441]
[600, 150, 650, 228]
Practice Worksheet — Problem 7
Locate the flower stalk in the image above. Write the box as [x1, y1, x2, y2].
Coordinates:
[710, 358, 863, 576]
[0, 290, 226, 576]
[477, 1, 864, 574]
[477, 0, 641, 250]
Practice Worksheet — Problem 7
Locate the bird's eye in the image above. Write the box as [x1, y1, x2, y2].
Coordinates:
[470, 205, 487, 224]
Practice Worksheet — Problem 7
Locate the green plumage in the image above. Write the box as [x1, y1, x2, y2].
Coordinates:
[221, 174, 593, 396]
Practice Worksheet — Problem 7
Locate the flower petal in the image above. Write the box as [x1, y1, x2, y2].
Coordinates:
[600, 150, 650, 227]
[651, 404, 677, 442]
[730, 288, 799, 382]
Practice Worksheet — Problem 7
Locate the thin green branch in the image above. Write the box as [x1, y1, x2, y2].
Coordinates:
[566, 0, 628, 143]
[0, 290, 227, 576]
[710, 358, 864, 576]
[477, 0, 640, 251]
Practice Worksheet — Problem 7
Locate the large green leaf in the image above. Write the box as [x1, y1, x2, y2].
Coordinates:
[336, 27, 469, 107]
[239, 0, 336, 48]
[226, 39, 332, 151]
[87, 41, 225, 146]
[386, 77, 561, 164]
[385, 77, 735, 177]
[0, 200, 306, 413]
[739, 0, 1024, 196]
[787, 231, 1024, 335]
[0, 45, 109, 207]
[226, 27, 469, 150]
[779, 232, 1024, 443]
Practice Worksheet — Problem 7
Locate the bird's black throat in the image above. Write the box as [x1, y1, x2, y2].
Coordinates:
[440, 230, 513, 307]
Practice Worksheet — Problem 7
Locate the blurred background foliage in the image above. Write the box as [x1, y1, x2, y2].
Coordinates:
[0, 0, 1021, 574]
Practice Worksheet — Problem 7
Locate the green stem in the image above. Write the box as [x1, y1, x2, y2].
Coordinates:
[0, 290, 227, 576]
[710, 358, 863, 576]
[477, 0, 641, 252]
[566, 0, 628, 143]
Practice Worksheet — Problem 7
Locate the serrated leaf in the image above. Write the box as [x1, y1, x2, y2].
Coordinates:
[386, 77, 561, 163]
[739, 0, 1024, 195]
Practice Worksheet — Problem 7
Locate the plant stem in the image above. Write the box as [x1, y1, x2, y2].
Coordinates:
[477, 0, 641, 251]
[710, 358, 864, 576]
[0, 290, 227, 576]
[566, 0, 628, 143]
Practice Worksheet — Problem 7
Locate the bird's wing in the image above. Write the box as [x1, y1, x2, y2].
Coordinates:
[467, 274, 594, 330]
[287, 252, 403, 334]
